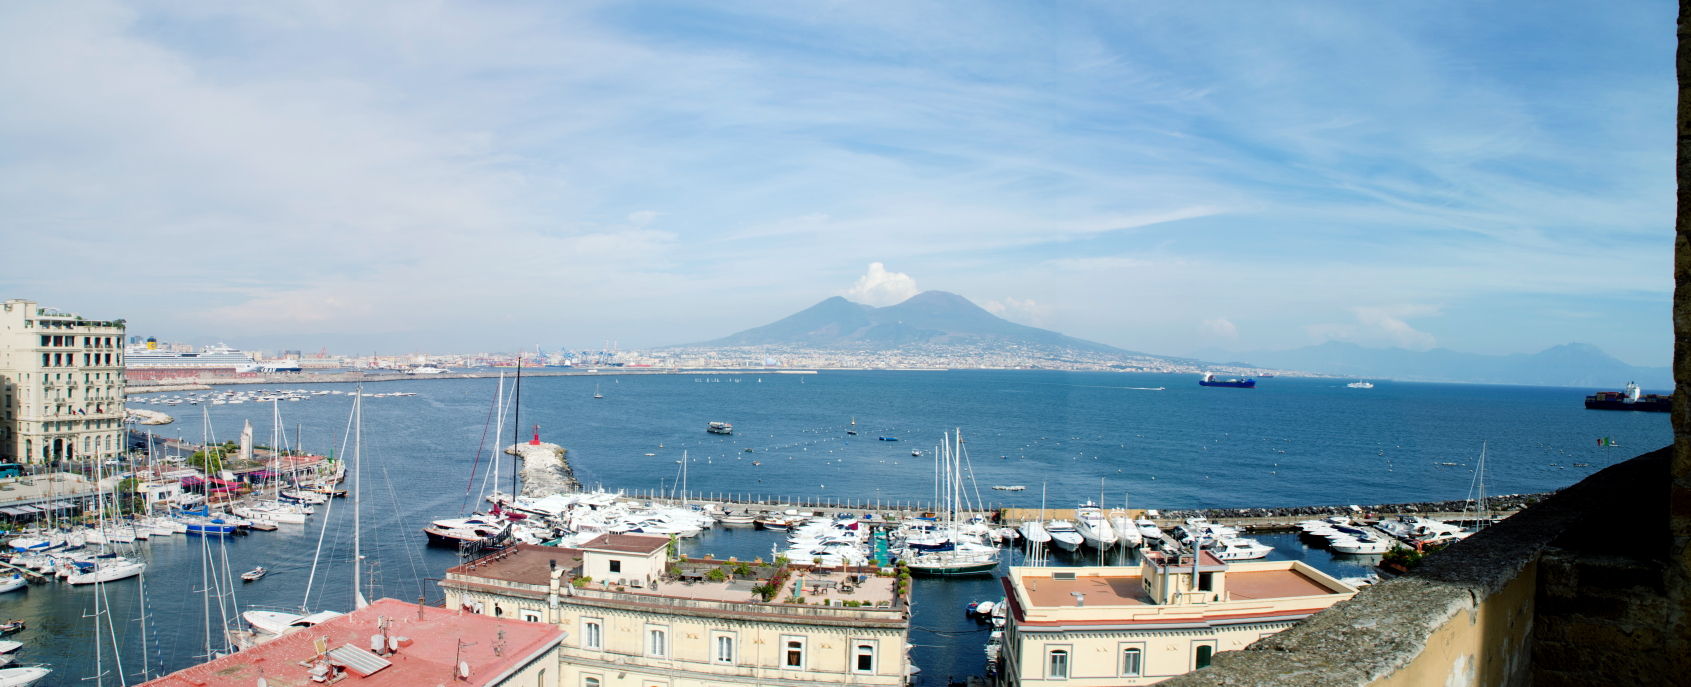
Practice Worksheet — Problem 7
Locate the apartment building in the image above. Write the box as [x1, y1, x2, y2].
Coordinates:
[0, 299, 127, 465]
[994, 552, 1357, 685]
[443, 536, 912, 687]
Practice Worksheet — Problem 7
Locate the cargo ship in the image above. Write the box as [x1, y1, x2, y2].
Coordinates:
[1585, 382, 1671, 412]
[1198, 373, 1256, 388]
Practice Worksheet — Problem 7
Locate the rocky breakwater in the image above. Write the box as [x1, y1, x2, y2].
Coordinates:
[126, 408, 174, 425]
[503, 442, 580, 496]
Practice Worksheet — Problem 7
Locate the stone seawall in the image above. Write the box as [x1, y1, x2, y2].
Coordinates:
[126, 408, 174, 425]
[504, 442, 580, 496]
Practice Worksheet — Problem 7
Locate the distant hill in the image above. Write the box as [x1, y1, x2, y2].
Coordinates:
[1214, 341, 1672, 389]
[686, 291, 1138, 354]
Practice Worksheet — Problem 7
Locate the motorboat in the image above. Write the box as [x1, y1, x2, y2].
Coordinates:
[242, 566, 267, 582]
[1044, 521, 1083, 552]
[243, 609, 345, 636]
[0, 641, 20, 654]
[0, 666, 50, 687]
[1330, 537, 1391, 555]
[1109, 512, 1143, 548]
[1017, 520, 1051, 543]
[1204, 537, 1273, 561]
[0, 576, 24, 594]
[1136, 519, 1163, 542]
[1073, 506, 1118, 549]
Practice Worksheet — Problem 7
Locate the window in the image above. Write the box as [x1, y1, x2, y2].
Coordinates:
[1048, 649, 1069, 679]
[714, 635, 735, 664]
[583, 676, 601, 687]
[609, 559, 621, 573]
[1195, 645, 1213, 670]
[582, 618, 603, 650]
[538, 669, 545, 687]
[853, 642, 876, 674]
[521, 609, 542, 623]
[1121, 648, 1142, 676]
[782, 636, 806, 669]
[647, 626, 667, 657]
[1198, 572, 1213, 592]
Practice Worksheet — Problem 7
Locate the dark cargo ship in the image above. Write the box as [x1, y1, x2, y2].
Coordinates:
[1199, 373, 1256, 388]
[1585, 382, 1671, 412]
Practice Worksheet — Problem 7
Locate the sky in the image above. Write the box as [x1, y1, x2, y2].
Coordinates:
[0, 1, 1676, 365]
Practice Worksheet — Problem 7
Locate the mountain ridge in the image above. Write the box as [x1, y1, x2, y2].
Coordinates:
[1205, 340, 1672, 389]
[681, 291, 1141, 355]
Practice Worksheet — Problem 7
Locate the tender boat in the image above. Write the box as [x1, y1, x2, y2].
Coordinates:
[0, 576, 25, 594]
[242, 566, 267, 582]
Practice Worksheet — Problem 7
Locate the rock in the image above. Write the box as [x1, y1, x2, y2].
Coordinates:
[504, 442, 579, 496]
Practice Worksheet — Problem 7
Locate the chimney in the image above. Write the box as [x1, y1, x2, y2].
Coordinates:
[1070, 592, 1085, 607]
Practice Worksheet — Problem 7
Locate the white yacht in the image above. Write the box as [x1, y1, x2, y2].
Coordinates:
[1109, 512, 1143, 548]
[243, 609, 345, 636]
[1044, 520, 1083, 552]
[1073, 505, 1118, 549]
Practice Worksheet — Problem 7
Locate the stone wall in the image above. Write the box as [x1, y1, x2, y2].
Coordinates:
[1160, 447, 1672, 687]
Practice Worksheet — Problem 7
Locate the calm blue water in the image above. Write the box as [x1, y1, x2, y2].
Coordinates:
[10, 371, 1667, 684]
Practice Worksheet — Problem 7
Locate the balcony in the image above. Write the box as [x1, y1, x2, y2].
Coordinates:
[1160, 446, 1674, 686]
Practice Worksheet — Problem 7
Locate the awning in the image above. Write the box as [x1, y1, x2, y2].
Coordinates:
[0, 508, 28, 516]
[15, 506, 42, 514]
[245, 469, 276, 480]
[180, 476, 205, 487]
[208, 478, 238, 486]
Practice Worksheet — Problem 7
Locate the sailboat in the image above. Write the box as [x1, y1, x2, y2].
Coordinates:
[593, 384, 603, 399]
[902, 430, 1001, 576]
[242, 389, 367, 637]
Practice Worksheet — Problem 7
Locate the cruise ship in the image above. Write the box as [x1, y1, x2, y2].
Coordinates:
[125, 342, 259, 377]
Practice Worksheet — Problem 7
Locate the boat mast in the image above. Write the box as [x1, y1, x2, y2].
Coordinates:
[353, 388, 366, 610]
[512, 354, 523, 499]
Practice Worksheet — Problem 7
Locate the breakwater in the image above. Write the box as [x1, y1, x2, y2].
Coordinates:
[1150, 491, 1552, 520]
[124, 368, 829, 390]
[505, 442, 580, 496]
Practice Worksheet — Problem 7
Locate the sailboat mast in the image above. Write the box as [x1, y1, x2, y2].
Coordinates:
[512, 354, 523, 498]
[353, 389, 365, 610]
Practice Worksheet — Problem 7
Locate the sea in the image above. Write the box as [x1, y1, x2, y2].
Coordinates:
[9, 370, 1671, 685]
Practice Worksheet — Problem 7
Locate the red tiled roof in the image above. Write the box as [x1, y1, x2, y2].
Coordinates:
[137, 598, 561, 687]
[579, 533, 669, 554]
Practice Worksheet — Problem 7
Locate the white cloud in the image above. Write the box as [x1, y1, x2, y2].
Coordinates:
[1199, 318, 1239, 341]
[844, 263, 920, 307]
[983, 297, 1056, 328]
[1307, 305, 1442, 351]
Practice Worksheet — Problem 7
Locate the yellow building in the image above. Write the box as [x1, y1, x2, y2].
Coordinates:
[995, 552, 1357, 686]
[0, 299, 127, 465]
[443, 536, 912, 687]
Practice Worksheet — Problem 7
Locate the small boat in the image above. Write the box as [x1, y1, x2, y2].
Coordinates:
[593, 384, 603, 399]
[846, 430, 857, 435]
[241, 566, 267, 582]
[0, 576, 24, 594]
[911, 449, 922, 457]
[1347, 381, 1374, 389]
[0, 622, 23, 635]
[878, 437, 899, 442]
[973, 600, 996, 616]
[0, 641, 20, 654]
[0, 666, 49, 687]
[707, 422, 733, 435]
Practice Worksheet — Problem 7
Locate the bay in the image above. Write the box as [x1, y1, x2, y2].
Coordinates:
[9, 370, 1664, 685]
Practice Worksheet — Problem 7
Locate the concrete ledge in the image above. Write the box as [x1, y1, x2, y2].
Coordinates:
[1162, 447, 1670, 686]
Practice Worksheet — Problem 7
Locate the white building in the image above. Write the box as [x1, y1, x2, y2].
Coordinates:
[0, 299, 128, 465]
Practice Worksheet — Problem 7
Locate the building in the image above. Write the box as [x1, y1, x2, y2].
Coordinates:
[139, 597, 563, 687]
[0, 299, 127, 465]
[442, 535, 912, 687]
[995, 552, 1357, 686]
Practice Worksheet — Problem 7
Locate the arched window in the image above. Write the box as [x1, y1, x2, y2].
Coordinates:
[647, 627, 667, 657]
[1196, 645, 1214, 670]
[784, 637, 805, 668]
[584, 676, 601, 687]
[715, 635, 734, 664]
[1048, 649, 1069, 679]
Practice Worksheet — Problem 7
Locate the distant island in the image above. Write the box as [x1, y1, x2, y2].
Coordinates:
[1199, 341, 1672, 390]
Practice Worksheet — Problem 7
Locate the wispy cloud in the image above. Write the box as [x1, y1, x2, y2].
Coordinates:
[0, 1, 1672, 362]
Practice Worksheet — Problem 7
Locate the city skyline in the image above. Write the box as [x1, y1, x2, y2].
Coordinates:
[0, 2, 1674, 366]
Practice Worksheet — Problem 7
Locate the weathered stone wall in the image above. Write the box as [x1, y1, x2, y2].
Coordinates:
[1673, 1, 1691, 680]
[1160, 448, 1672, 687]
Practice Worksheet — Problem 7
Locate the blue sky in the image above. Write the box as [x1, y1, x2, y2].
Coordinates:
[0, 1, 1675, 364]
